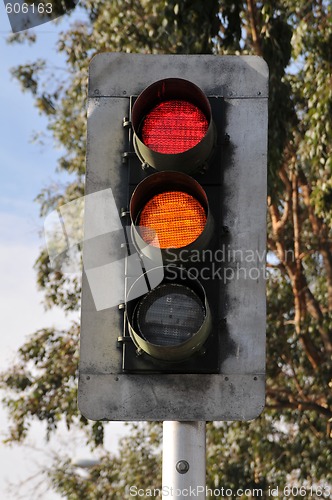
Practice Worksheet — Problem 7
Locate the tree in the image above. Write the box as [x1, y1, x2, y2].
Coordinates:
[1, 0, 331, 497]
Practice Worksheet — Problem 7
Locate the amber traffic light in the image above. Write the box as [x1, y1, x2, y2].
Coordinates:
[139, 190, 206, 249]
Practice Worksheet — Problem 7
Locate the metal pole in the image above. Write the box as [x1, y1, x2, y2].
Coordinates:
[162, 421, 206, 500]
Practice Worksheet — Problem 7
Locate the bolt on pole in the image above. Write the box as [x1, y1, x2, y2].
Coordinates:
[162, 421, 206, 499]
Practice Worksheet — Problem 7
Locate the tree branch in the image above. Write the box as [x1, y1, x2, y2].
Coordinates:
[246, 0, 263, 56]
[298, 170, 332, 312]
[266, 399, 332, 419]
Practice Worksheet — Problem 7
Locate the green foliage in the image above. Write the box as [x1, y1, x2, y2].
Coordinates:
[46, 423, 162, 499]
[34, 248, 81, 310]
[0, 324, 105, 447]
[1, 0, 331, 497]
[262, 15, 295, 191]
[0, 325, 80, 441]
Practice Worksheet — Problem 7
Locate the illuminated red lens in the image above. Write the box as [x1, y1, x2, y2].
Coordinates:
[141, 99, 208, 154]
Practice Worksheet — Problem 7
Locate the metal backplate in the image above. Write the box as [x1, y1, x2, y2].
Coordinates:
[79, 54, 268, 421]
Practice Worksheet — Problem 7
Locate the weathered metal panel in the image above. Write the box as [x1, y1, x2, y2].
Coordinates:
[79, 54, 268, 421]
[88, 54, 268, 99]
[78, 373, 265, 421]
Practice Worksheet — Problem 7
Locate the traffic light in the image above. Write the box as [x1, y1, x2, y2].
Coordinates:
[79, 54, 268, 421]
[131, 77, 215, 173]
[123, 77, 219, 373]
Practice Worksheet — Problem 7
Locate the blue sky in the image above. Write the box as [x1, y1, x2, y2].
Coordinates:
[0, 4, 73, 336]
[0, 10, 65, 236]
[0, 6, 74, 498]
[0, 6, 125, 498]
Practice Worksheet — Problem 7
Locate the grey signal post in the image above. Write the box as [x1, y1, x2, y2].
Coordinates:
[79, 54, 268, 499]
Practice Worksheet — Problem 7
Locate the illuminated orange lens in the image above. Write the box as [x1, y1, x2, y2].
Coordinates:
[139, 191, 206, 248]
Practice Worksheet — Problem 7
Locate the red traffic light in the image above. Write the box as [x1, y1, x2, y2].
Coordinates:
[141, 99, 209, 154]
[132, 78, 216, 173]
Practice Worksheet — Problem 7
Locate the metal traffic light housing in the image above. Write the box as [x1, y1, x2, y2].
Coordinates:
[79, 54, 268, 421]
